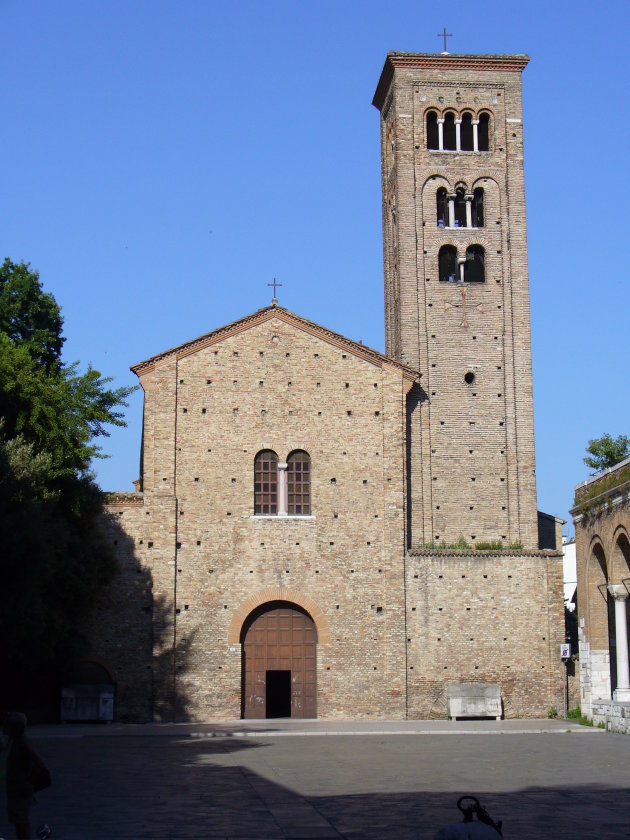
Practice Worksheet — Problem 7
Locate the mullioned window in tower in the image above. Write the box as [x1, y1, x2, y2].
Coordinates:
[438, 245, 486, 283]
[436, 187, 484, 229]
[426, 109, 492, 153]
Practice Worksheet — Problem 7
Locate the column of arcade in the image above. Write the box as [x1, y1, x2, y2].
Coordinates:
[608, 585, 630, 702]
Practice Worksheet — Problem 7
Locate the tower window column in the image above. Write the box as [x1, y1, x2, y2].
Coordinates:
[465, 194, 474, 228]
[455, 118, 462, 152]
[472, 119, 480, 153]
[437, 118, 445, 152]
[458, 257, 466, 284]
[448, 195, 455, 228]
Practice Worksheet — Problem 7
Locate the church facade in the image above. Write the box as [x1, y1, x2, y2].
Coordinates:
[89, 52, 564, 721]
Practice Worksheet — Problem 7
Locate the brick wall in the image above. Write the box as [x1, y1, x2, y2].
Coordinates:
[406, 549, 565, 718]
[84, 497, 155, 722]
[374, 54, 538, 549]
[97, 310, 412, 720]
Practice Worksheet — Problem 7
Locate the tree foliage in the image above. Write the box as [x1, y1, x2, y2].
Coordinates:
[0, 258, 64, 369]
[0, 259, 135, 715]
[0, 334, 131, 477]
[584, 433, 630, 474]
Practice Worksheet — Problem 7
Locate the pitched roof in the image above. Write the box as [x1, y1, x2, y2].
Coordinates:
[131, 303, 420, 383]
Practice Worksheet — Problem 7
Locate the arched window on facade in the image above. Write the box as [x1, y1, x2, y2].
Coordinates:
[464, 245, 485, 283]
[478, 113, 490, 152]
[439, 245, 458, 283]
[427, 111, 439, 150]
[287, 450, 311, 515]
[254, 450, 278, 515]
[454, 188, 467, 228]
[461, 113, 474, 151]
[472, 188, 484, 227]
[443, 112, 456, 151]
[436, 188, 448, 227]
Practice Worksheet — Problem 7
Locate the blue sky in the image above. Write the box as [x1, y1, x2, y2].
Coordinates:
[2, 0, 629, 534]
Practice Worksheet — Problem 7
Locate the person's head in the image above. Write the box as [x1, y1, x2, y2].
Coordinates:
[3, 711, 27, 739]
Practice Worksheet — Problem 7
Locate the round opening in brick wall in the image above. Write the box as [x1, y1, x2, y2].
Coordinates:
[464, 371, 475, 385]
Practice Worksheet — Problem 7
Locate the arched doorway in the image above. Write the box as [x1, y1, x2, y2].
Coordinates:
[240, 601, 317, 719]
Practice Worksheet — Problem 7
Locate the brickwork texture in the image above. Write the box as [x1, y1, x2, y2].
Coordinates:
[85, 52, 564, 721]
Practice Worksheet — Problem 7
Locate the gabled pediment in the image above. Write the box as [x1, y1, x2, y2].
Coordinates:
[131, 304, 419, 388]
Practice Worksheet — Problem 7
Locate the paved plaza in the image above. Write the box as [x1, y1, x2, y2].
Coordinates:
[2, 719, 628, 839]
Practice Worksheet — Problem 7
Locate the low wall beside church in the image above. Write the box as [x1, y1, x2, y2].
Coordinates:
[405, 549, 565, 719]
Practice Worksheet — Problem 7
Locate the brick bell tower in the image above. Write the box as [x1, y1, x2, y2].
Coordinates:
[373, 52, 539, 549]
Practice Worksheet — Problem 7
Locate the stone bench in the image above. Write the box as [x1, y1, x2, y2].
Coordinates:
[447, 683, 502, 720]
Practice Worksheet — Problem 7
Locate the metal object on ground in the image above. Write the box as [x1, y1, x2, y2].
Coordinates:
[434, 796, 503, 839]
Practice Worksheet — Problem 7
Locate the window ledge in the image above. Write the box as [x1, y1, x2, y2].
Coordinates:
[250, 515, 316, 521]
[428, 150, 490, 154]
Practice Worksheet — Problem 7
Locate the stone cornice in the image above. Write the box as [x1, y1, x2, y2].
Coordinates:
[407, 548, 562, 558]
[574, 455, 630, 493]
[373, 52, 530, 111]
[105, 492, 144, 507]
[570, 480, 630, 522]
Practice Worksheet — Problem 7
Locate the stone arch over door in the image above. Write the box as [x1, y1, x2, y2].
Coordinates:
[240, 601, 317, 719]
[228, 587, 331, 645]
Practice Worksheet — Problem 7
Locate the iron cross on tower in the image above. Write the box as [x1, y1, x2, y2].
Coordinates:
[268, 277, 282, 304]
[438, 27, 452, 53]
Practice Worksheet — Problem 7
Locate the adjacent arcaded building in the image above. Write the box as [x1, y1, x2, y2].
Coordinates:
[572, 457, 630, 729]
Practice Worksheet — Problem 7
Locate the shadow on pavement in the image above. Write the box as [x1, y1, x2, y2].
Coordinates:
[12, 734, 630, 839]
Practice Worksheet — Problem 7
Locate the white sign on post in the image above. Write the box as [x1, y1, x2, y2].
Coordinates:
[560, 643, 571, 659]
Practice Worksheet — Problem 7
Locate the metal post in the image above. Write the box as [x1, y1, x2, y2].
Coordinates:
[563, 660, 568, 719]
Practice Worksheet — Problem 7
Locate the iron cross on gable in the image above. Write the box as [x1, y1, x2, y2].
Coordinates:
[438, 27, 452, 53]
[444, 283, 484, 328]
[268, 277, 282, 303]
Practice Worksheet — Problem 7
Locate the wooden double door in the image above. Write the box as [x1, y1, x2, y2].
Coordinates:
[241, 602, 317, 719]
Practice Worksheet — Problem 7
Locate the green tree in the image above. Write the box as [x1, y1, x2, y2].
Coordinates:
[0, 334, 131, 477]
[584, 433, 630, 474]
[0, 259, 135, 716]
[0, 258, 64, 369]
